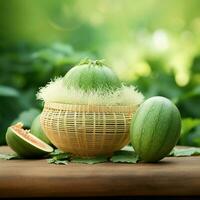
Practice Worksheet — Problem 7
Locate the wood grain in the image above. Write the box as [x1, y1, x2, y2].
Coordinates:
[0, 146, 200, 198]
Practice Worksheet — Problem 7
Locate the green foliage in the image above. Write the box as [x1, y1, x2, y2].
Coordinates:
[1, 146, 200, 164]
[1, 0, 200, 146]
[181, 118, 200, 135]
[12, 108, 40, 128]
[133, 59, 181, 100]
[0, 153, 19, 160]
[110, 151, 139, 163]
[0, 96, 23, 145]
[48, 159, 68, 165]
[169, 147, 200, 157]
[71, 156, 108, 164]
[50, 149, 63, 156]
[47, 151, 71, 165]
[0, 43, 93, 144]
[179, 119, 200, 147]
[0, 86, 19, 97]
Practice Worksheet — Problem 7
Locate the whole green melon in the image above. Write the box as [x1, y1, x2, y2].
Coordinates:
[31, 114, 52, 146]
[130, 96, 181, 162]
[63, 59, 121, 92]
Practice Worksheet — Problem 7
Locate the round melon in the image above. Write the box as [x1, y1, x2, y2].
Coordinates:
[31, 114, 52, 146]
[6, 123, 53, 158]
[130, 96, 181, 162]
[63, 59, 121, 92]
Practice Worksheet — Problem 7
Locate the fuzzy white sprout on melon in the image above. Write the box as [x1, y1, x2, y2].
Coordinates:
[37, 77, 144, 106]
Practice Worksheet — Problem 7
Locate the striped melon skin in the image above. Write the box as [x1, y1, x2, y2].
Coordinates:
[63, 60, 121, 92]
[130, 96, 181, 162]
[6, 123, 53, 158]
[31, 114, 52, 146]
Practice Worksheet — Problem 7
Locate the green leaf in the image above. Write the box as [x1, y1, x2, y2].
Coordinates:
[0, 97, 23, 145]
[71, 155, 108, 164]
[47, 158, 68, 165]
[110, 150, 139, 163]
[50, 149, 64, 156]
[51, 43, 74, 55]
[0, 153, 20, 160]
[121, 145, 135, 152]
[168, 148, 175, 156]
[0, 86, 19, 97]
[193, 137, 200, 145]
[51, 152, 71, 161]
[47, 151, 70, 165]
[169, 147, 200, 157]
[47, 158, 55, 164]
[179, 118, 200, 146]
[181, 118, 200, 135]
[54, 160, 69, 165]
[179, 86, 200, 101]
[184, 126, 200, 146]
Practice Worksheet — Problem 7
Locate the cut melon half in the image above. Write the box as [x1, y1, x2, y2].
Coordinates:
[6, 123, 53, 158]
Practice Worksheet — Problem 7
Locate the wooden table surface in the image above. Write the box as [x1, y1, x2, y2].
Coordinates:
[0, 146, 200, 198]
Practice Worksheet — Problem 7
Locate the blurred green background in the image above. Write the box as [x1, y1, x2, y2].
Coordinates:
[0, 0, 200, 146]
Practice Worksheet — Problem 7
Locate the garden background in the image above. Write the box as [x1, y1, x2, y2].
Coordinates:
[0, 0, 200, 146]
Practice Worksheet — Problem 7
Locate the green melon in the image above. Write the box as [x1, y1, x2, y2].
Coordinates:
[63, 59, 121, 92]
[31, 114, 52, 146]
[6, 123, 53, 158]
[130, 96, 181, 162]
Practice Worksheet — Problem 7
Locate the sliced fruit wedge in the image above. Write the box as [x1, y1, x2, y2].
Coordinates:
[6, 123, 53, 158]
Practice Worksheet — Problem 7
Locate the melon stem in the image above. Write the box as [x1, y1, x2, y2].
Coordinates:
[79, 58, 105, 67]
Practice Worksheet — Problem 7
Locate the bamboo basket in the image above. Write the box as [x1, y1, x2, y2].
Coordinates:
[40, 102, 138, 157]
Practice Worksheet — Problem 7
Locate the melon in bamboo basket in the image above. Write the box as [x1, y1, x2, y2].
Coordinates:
[38, 59, 144, 157]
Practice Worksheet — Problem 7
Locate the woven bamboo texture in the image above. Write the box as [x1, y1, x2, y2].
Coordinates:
[40, 103, 138, 157]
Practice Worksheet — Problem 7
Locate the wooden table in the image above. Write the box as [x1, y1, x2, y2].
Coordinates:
[0, 146, 200, 198]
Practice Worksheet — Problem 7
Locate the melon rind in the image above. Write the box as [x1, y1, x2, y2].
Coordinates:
[63, 61, 122, 92]
[6, 124, 53, 158]
[31, 114, 52, 146]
